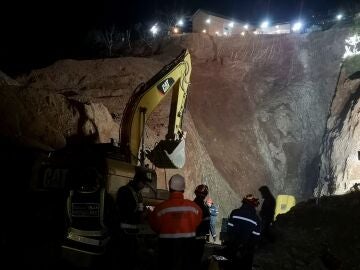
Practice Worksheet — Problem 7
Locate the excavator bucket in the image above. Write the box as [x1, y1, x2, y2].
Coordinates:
[147, 138, 185, 169]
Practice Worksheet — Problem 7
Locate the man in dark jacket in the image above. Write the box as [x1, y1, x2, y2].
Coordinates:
[193, 184, 211, 268]
[116, 167, 152, 232]
[226, 194, 261, 270]
[113, 166, 153, 269]
[258, 185, 276, 243]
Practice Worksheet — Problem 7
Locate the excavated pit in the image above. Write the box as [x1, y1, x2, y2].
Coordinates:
[2, 27, 360, 269]
[1, 29, 351, 216]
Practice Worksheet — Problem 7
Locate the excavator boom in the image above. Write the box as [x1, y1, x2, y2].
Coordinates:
[119, 49, 192, 168]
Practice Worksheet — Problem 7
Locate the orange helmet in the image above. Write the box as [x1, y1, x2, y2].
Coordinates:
[242, 194, 260, 207]
[195, 184, 209, 197]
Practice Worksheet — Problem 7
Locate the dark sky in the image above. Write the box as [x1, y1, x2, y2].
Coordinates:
[116, 0, 350, 24]
[0, 0, 357, 74]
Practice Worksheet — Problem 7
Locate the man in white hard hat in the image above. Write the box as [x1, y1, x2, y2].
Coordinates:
[149, 174, 202, 270]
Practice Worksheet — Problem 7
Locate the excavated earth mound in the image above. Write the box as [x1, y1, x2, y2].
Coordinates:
[254, 191, 360, 270]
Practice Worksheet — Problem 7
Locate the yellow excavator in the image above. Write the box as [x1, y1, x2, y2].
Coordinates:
[32, 49, 192, 203]
[27, 49, 192, 268]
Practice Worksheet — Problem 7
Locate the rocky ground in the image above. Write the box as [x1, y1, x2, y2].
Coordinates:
[5, 189, 359, 269]
[254, 191, 360, 270]
[317, 55, 360, 196]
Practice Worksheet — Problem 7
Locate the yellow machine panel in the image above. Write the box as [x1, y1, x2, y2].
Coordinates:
[274, 194, 296, 220]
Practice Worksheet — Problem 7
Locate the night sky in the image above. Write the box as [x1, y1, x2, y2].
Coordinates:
[0, 0, 356, 74]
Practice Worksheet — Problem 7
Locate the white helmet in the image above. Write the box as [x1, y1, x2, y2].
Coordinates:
[169, 174, 185, 191]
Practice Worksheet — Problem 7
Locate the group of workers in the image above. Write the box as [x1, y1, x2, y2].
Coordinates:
[63, 166, 275, 270]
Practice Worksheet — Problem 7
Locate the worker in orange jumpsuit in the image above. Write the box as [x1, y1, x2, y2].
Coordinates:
[149, 174, 202, 270]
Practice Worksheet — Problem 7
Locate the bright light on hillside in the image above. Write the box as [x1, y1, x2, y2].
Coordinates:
[336, 14, 343, 21]
[292, 22, 303, 32]
[206, 18, 211, 24]
[229, 22, 234, 28]
[343, 34, 360, 59]
[202, 29, 207, 33]
[150, 24, 159, 36]
[244, 24, 249, 30]
[177, 19, 184, 26]
[260, 21, 269, 28]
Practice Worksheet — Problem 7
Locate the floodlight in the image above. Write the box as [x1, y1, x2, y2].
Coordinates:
[260, 21, 269, 28]
[177, 19, 184, 26]
[292, 21, 303, 32]
[150, 24, 159, 35]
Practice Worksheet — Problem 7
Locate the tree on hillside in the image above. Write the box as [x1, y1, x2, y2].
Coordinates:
[100, 25, 122, 57]
[154, 7, 191, 33]
[89, 25, 132, 57]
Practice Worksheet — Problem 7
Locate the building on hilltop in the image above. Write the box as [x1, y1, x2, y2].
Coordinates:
[192, 9, 293, 36]
[192, 9, 254, 37]
[254, 23, 291, 35]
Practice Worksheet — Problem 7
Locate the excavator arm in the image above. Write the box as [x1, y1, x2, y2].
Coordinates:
[119, 49, 192, 168]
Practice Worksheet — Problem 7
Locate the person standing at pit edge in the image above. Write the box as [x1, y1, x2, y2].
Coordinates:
[149, 174, 202, 270]
[258, 185, 276, 243]
[206, 198, 219, 242]
[193, 184, 211, 268]
[226, 194, 261, 270]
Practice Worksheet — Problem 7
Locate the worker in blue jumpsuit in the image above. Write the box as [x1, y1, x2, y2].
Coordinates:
[226, 194, 261, 270]
[206, 198, 219, 242]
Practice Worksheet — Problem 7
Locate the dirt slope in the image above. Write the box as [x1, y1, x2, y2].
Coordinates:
[155, 29, 349, 200]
